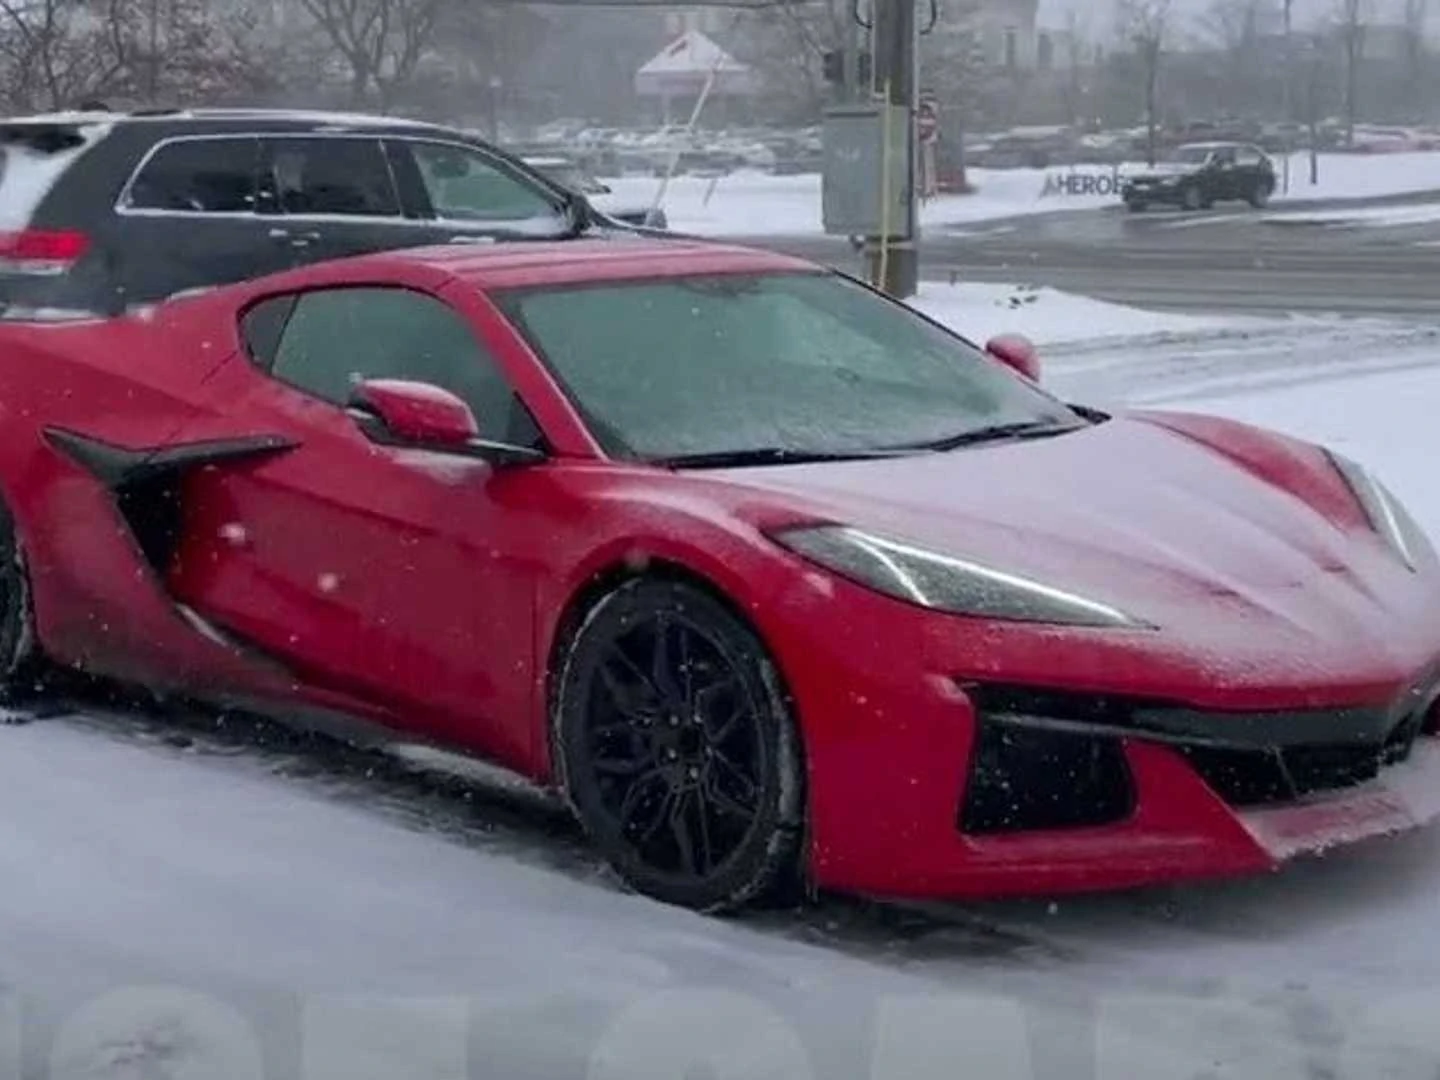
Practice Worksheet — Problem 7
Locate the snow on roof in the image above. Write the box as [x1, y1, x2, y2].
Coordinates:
[637, 30, 749, 76]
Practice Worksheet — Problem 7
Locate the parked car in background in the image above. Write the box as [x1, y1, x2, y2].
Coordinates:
[1122, 142, 1276, 212]
[522, 155, 668, 229]
[0, 106, 619, 316]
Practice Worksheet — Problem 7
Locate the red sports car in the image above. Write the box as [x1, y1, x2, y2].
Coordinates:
[3, 238, 1440, 912]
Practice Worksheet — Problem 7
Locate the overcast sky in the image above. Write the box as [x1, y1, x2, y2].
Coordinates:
[1037, 0, 1437, 36]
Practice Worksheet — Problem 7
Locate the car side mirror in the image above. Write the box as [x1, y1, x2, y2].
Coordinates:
[985, 334, 1041, 382]
[347, 379, 544, 466]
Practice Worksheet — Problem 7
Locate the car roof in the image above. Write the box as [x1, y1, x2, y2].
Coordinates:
[1177, 141, 1251, 151]
[6, 107, 447, 129]
[268, 239, 818, 293]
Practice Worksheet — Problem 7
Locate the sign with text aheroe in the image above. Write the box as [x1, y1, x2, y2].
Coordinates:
[821, 105, 912, 238]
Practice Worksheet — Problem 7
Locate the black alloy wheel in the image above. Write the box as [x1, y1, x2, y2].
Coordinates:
[554, 579, 803, 911]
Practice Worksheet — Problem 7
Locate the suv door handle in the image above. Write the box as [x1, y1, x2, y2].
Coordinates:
[268, 228, 322, 246]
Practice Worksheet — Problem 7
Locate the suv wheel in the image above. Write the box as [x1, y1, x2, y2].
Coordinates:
[1248, 183, 1272, 209]
[1182, 185, 1203, 211]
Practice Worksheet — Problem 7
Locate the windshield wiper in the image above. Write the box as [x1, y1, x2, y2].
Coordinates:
[900, 418, 1090, 453]
[655, 447, 910, 470]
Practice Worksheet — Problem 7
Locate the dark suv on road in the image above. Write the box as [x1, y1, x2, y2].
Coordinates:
[1121, 142, 1276, 212]
[0, 107, 624, 315]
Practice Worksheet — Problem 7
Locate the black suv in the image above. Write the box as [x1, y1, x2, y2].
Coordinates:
[1121, 142, 1276, 212]
[0, 107, 623, 315]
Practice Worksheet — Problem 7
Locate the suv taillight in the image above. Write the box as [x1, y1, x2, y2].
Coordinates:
[0, 229, 89, 274]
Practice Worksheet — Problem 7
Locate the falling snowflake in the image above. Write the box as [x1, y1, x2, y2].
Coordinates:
[218, 523, 248, 546]
[317, 572, 340, 593]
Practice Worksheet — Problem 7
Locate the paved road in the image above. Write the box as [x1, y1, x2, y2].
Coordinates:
[733, 193, 1440, 318]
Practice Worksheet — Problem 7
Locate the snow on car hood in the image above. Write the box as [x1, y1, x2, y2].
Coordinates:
[708, 414, 1435, 652]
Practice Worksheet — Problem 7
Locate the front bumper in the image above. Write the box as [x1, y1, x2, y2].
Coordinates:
[1123, 181, 1184, 203]
[766, 572, 1440, 900]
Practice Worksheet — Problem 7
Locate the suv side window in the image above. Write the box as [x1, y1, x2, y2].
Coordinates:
[123, 137, 260, 213]
[250, 286, 540, 445]
[398, 141, 559, 224]
[1236, 147, 1264, 166]
[263, 137, 400, 217]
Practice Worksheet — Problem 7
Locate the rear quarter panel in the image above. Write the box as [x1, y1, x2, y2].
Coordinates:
[0, 296, 266, 683]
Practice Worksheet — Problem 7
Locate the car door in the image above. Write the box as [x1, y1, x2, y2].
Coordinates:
[384, 137, 570, 242]
[1209, 146, 1243, 200]
[165, 283, 549, 768]
[1234, 145, 1270, 198]
[111, 135, 291, 305]
[255, 135, 417, 268]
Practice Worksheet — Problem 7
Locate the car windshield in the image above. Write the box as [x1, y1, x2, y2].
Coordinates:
[493, 271, 1079, 462]
[1167, 145, 1217, 164]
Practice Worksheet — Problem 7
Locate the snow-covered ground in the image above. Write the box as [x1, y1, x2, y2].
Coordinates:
[1256, 202, 1440, 228]
[6, 290, 1440, 1078]
[610, 151, 1440, 236]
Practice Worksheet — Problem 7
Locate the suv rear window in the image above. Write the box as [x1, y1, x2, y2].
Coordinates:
[0, 122, 111, 229]
[124, 137, 260, 213]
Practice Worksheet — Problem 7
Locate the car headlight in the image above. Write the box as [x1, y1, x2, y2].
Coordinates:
[771, 525, 1151, 628]
[1327, 450, 1431, 571]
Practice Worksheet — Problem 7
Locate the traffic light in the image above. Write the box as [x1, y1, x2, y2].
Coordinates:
[821, 49, 872, 86]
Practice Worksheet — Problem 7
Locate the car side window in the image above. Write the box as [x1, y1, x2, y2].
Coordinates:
[261, 286, 540, 445]
[1236, 147, 1263, 166]
[401, 141, 559, 223]
[123, 137, 260, 213]
[240, 294, 298, 369]
[263, 138, 400, 217]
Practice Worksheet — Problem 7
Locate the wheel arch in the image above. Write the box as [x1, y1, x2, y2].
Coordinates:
[541, 554, 808, 791]
[542, 555, 813, 906]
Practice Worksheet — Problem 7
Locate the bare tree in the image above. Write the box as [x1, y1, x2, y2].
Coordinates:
[1403, 0, 1428, 113]
[1297, 31, 1330, 182]
[298, 0, 448, 108]
[1060, 8, 1091, 126]
[1117, 0, 1170, 167]
[1203, 0, 1266, 114]
[0, 0, 280, 110]
[0, 0, 122, 109]
[1338, 0, 1366, 146]
[734, 0, 845, 121]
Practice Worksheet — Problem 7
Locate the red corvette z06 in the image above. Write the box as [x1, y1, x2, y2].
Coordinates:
[1, 238, 1438, 912]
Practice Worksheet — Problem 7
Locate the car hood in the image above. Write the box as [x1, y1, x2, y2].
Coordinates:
[707, 414, 1429, 642]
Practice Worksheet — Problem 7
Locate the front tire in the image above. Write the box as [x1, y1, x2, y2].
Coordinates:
[1248, 183, 1272, 208]
[1182, 185, 1203, 211]
[0, 502, 38, 702]
[554, 579, 803, 911]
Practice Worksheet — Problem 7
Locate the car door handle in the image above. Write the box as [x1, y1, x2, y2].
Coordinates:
[268, 228, 322, 246]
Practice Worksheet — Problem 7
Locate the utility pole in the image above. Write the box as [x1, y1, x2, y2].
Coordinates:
[864, 0, 919, 298]
[843, 0, 862, 101]
[1281, 0, 1292, 193]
